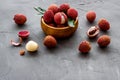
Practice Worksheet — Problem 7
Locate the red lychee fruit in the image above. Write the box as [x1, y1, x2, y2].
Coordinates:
[78, 40, 91, 53]
[54, 12, 68, 25]
[59, 3, 70, 13]
[67, 8, 78, 20]
[48, 4, 59, 14]
[13, 14, 27, 25]
[43, 10, 54, 24]
[98, 18, 110, 31]
[97, 35, 111, 47]
[86, 11, 96, 23]
[43, 35, 57, 48]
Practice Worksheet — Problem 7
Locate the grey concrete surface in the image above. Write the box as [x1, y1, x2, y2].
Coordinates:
[0, 0, 120, 80]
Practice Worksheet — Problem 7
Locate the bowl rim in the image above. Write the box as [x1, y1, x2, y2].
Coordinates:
[41, 17, 78, 30]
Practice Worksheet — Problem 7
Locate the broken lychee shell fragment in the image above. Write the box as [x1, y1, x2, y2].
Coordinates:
[18, 30, 30, 39]
[87, 26, 99, 38]
[11, 37, 23, 46]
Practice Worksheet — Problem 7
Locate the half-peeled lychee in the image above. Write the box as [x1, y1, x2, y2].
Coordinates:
[18, 30, 30, 39]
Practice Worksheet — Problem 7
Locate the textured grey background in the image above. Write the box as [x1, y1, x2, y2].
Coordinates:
[0, 0, 120, 80]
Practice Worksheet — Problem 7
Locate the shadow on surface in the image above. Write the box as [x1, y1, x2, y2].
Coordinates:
[12, 23, 29, 30]
[26, 50, 40, 57]
[78, 52, 91, 59]
[96, 46, 112, 54]
[85, 20, 97, 27]
[86, 36, 98, 42]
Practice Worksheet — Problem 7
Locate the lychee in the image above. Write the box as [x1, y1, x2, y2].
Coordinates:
[13, 14, 27, 25]
[98, 18, 110, 31]
[78, 40, 91, 53]
[87, 26, 99, 38]
[25, 40, 39, 52]
[86, 11, 96, 23]
[97, 35, 111, 47]
[59, 3, 70, 13]
[43, 10, 54, 24]
[43, 35, 57, 48]
[67, 8, 78, 20]
[48, 4, 59, 14]
[54, 12, 68, 25]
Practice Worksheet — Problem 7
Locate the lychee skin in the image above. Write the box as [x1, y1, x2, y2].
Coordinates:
[67, 8, 78, 20]
[43, 35, 57, 48]
[43, 10, 54, 24]
[97, 35, 110, 47]
[54, 12, 68, 25]
[78, 40, 91, 53]
[86, 11, 96, 23]
[13, 14, 27, 25]
[98, 18, 110, 31]
[59, 3, 70, 13]
[48, 4, 59, 14]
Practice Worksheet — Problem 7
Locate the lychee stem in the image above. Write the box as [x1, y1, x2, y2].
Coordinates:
[34, 7, 46, 15]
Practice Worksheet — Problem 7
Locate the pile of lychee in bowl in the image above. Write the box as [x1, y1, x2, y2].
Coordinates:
[35, 3, 78, 39]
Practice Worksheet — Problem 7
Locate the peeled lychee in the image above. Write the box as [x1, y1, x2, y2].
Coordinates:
[54, 12, 68, 25]
[43, 35, 57, 48]
[86, 11, 96, 23]
[98, 18, 110, 31]
[48, 4, 59, 14]
[78, 40, 91, 53]
[25, 40, 39, 52]
[67, 8, 78, 20]
[13, 14, 27, 25]
[97, 35, 110, 47]
[43, 10, 54, 24]
[59, 3, 70, 13]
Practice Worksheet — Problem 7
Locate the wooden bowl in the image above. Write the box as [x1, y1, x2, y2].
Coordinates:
[41, 18, 78, 39]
